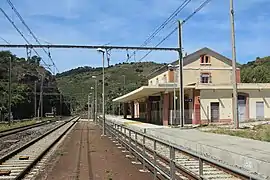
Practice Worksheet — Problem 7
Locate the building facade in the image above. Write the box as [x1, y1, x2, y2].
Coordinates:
[113, 47, 270, 125]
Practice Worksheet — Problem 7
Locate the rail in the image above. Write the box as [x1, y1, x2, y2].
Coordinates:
[97, 116, 261, 180]
[0, 120, 51, 138]
[0, 116, 80, 179]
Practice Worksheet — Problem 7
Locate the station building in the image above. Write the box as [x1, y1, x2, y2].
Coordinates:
[113, 47, 270, 125]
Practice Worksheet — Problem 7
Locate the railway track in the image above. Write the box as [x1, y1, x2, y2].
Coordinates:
[100, 118, 262, 180]
[0, 116, 79, 180]
[0, 120, 55, 139]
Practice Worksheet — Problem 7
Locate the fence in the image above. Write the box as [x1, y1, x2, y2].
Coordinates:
[169, 110, 193, 125]
[96, 115, 259, 180]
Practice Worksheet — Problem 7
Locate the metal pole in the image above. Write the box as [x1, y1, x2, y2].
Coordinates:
[178, 20, 184, 127]
[122, 75, 126, 116]
[173, 69, 176, 126]
[8, 57, 11, 126]
[38, 74, 44, 120]
[40, 75, 44, 120]
[60, 93, 62, 117]
[123, 75, 126, 88]
[119, 102, 121, 115]
[34, 81, 37, 118]
[112, 101, 115, 115]
[88, 94, 90, 121]
[95, 79, 97, 122]
[230, 0, 239, 129]
[102, 51, 106, 135]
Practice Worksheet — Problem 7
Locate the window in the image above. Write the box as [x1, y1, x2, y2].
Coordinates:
[200, 55, 211, 64]
[163, 74, 167, 83]
[156, 78, 159, 85]
[200, 73, 211, 83]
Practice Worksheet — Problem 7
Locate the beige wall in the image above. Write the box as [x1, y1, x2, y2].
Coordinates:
[247, 90, 270, 120]
[200, 89, 270, 121]
[148, 71, 169, 86]
[200, 90, 233, 121]
[148, 55, 233, 86]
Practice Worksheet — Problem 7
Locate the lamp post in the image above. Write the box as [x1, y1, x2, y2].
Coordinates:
[8, 57, 11, 126]
[97, 48, 106, 135]
[88, 92, 93, 121]
[122, 75, 126, 116]
[92, 76, 97, 123]
[168, 64, 179, 126]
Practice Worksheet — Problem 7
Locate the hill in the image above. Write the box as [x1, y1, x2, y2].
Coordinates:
[0, 51, 70, 121]
[56, 62, 164, 114]
[241, 56, 270, 83]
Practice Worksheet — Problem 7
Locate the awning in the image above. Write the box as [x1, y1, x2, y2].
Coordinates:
[113, 83, 270, 103]
[113, 85, 195, 103]
[195, 83, 270, 90]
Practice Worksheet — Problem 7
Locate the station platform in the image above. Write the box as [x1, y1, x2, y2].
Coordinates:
[105, 115, 270, 180]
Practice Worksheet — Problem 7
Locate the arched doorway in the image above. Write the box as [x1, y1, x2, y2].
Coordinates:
[238, 93, 249, 122]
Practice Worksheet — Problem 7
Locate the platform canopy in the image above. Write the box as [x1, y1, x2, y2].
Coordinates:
[195, 83, 270, 90]
[113, 83, 270, 103]
[112, 85, 195, 103]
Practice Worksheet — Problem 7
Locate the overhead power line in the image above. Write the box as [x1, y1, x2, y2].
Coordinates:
[138, 0, 212, 62]
[6, 0, 59, 73]
[126, 0, 192, 62]
[0, 36, 10, 44]
[0, 8, 52, 71]
[141, 0, 192, 47]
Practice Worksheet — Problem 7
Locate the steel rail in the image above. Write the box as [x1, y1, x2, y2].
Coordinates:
[0, 116, 79, 179]
[100, 117, 262, 180]
[107, 122, 195, 180]
[115, 126, 198, 179]
[0, 118, 57, 138]
[104, 122, 170, 180]
[15, 117, 79, 179]
[0, 44, 179, 51]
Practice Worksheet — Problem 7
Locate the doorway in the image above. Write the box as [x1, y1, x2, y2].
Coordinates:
[238, 95, 246, 122]
[256, 102, 264, 120]
[211, 102, 220, 122]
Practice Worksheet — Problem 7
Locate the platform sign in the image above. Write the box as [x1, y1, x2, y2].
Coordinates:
[185, 98, 192, 102]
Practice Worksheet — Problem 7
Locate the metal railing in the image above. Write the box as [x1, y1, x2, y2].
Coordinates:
[96, 116, 260, 180]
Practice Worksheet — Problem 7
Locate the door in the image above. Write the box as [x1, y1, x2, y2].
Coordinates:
[211, 102, 219, 122]
[256, 102, 264, 120]
[238, 95, 246, 122]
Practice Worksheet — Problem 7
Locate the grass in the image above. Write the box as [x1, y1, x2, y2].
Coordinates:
[0, 120, 37, 132]
[0, 117, 54, 132]
[204, 124, 270, 142]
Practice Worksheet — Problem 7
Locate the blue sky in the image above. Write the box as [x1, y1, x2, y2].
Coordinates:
[0, 0, 269, 73]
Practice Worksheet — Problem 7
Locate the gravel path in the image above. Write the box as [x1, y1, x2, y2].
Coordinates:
[0, 121, 64, 158]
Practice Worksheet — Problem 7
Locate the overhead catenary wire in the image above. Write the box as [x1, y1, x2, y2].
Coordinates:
[6, 0, 59, 73]
[125, 0, 192, 62]
[0, 36, 11, 44]
[1, 5, 71, 113]
[138, 0, 212, 62]
[140, 0, 192, 47]
[0, 8, 52, 71]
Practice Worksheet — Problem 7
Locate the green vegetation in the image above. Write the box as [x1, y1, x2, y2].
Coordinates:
[204, 124, 270, 142]
[241, 56, 270, 83]
[0, 120, 37, 132]
[56, 62, 163, 114]
[0, 51, 70, 121]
